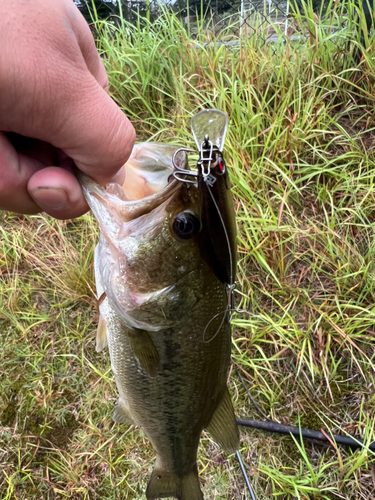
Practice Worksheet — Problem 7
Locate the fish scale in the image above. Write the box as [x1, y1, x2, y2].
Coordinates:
[114, 280, 230, 471]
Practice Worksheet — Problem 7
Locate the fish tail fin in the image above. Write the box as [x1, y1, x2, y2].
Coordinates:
[180, 471, 204, 500]
[146, 463, 203, 500]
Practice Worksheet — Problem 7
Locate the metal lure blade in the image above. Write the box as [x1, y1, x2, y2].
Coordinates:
[191, 109, 228, 152]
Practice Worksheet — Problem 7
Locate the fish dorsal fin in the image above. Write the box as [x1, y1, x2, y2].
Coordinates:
[96, 315, 108, 352]
[206, 387, 239, 454]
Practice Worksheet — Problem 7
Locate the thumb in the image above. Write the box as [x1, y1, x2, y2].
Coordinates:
[51, 77, 135, 184]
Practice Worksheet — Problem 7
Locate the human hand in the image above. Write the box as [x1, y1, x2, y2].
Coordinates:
[0, 0, 135, 219]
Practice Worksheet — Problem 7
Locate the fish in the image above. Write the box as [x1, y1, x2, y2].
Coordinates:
[81, 118, 239, 500]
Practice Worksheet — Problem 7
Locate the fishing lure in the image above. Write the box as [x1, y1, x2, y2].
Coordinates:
[173, 109, 238, 316]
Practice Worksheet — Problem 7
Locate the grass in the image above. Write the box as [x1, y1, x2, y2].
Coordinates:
[2, 3, 375, 499]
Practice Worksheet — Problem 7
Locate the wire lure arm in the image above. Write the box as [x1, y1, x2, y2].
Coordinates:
[171, 147, 198, 184]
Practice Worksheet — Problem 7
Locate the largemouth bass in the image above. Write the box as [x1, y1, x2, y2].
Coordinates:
[81, 113, 239, 500]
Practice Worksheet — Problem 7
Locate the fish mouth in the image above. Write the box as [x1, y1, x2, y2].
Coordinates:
[80, 142, 188, 223]
[81, 143, 197, 332]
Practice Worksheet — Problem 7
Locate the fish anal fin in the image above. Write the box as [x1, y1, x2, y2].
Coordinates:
[146, 462, 203, 500]
[113, 399, 135, 426]
[128, 329, 160, 377]
[96, 315, 108, 352]
[206, 387, 239, 454]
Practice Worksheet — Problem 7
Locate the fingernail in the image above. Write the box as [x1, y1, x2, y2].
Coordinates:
[29, 187, 68, 210]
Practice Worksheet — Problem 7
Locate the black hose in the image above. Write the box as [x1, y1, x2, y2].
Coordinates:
[236, 418, 375, 452]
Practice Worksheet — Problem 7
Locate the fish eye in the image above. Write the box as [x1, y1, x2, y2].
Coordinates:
[172, 211, 200, 240]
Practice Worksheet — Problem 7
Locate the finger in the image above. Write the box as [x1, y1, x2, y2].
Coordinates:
[53, 77, 135, 185]
[28, 166, 89, 220]
[44, 6, 136, 181]
[0, 132, 86, 217]
[0, 131, 87, 218]
[28, 153, 125, 220]
[71, 7, 109, 91]
[0, 129, 126, 218]
[0, 132, 42, 214]
[6, 132, 59, 164]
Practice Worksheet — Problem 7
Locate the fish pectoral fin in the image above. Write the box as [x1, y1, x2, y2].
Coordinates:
[146, 462, 203, 500]
[113, 399, 135, 426]
[96, 315, 108, 352]
[206, 387, 239, 454]
[128, 329, 160, 377]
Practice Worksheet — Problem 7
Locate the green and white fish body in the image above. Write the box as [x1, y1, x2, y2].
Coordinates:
[81, 139, 239, 500]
